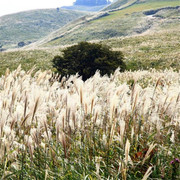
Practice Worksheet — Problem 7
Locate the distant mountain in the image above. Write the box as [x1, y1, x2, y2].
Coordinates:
[62, 0, 112, 12]
[74, 0, 111, 6]
[62, 5, 108, 12]
[0, 9, 87, 49]
[30, 0, 180, 48]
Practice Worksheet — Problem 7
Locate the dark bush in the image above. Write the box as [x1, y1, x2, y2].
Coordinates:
[52, 41, 126, 81]
[18, 41, 25, 47]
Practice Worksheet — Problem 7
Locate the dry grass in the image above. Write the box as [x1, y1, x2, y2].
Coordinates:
[0, 66, 179, 179]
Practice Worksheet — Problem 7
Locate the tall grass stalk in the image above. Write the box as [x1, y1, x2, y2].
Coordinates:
[0, 67, 179, 179]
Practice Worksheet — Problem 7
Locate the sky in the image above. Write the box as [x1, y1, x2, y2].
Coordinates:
[0, 0, 76, 17]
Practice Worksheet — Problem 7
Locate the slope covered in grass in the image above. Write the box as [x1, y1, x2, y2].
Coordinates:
[0, 67, 179, 179]
[0, 24, 179, 76]
[104, 0, 180, 11]
[0, 9, 87, 49]
[0, 1, 179, 76]
[34, 0, 179, 47]
[103, 0, 137, 11]
[103, 28, 180, 70]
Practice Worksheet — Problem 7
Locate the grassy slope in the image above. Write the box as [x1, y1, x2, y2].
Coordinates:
[0, 0, 179, 76]
[104, 0, 180, 11]
[0, 9, 87, 49]
[103, 29, 180, 70]
[0, 48, 60, 76]
[102, 0, 180, 19]
[0, 24, 179, 76]
[103, 0, 137, 11]
[38, 0, 179, 47]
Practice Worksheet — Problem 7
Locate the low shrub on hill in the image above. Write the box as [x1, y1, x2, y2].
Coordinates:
[52, 41, 126, 80]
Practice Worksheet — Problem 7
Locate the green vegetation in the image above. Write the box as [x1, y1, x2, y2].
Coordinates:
[40, 0, 179, 47]
[100, 0, 180, 20]
[0, 48, 58, 76]
[0, 9, 87, 49]
[104, 0, 180, 12]
[52, 42, 126, 80]
[0, 26, 179, 76]
[0, 1, 179, 75]
[103, 0, 137, 11]
[102, 29, 180, 71]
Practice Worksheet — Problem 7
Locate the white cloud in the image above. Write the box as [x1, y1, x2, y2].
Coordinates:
[0, 0, 76, 17]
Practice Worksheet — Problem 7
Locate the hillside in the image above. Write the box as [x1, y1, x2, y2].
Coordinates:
[0, 9, 88, 49]
[1, 25, 179, 77]
[0, 0, 179, 76]
[102, 0, 138, 11]
[31, 0, 179, 47]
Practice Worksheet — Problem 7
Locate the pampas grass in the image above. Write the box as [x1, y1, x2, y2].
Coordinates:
[0, 67, 179, 179]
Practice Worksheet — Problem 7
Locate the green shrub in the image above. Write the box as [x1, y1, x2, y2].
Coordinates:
[52, 41, 126, 80]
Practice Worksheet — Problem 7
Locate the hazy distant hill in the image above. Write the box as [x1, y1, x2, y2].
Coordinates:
[74, 0, 111, 6]
[61, 0, 114, 12]
[62, 0, 112, 12]
[30, 0, 179, 47]
[62, 5, 108, 12]
[0, 9, 87, 49]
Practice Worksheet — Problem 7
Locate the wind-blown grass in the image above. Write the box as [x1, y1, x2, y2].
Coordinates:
[0, 66, 179, 179]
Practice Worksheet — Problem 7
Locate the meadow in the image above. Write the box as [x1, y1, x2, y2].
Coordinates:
[0, 66, 179, 179]
[1, 26, 179, 77]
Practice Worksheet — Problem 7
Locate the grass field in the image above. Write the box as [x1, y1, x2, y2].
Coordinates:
[100, 0, 180, 20]
[0, 67, 179, 179]
[0, 25, 179, 77]
[0, 49, 55, 76]
[0, 1, 179, 178]
[102, 28, 180, 71]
